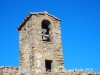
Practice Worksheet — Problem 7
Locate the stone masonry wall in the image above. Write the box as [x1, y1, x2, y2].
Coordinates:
[0, 67, 20, 75]
[19, 13, 65, 75]
[0, 67, 100, 75]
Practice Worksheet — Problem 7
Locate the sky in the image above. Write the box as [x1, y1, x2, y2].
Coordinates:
[0, 0, 100, 72]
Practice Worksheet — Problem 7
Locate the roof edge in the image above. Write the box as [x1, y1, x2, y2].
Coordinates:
[17, 12, 61, 31]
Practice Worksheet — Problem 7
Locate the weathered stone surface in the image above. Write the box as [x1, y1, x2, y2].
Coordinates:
[18, 11, 65, 74]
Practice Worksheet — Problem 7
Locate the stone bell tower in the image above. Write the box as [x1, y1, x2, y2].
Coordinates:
[17, 12, 65, 75]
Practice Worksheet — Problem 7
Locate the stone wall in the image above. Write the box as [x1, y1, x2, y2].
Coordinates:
[0, 67, 100, 75]
[18, 12, 65, 75]
[65, 70, 100, 75]
[0, 67, 31, 75]
[0, 67, 20, 75]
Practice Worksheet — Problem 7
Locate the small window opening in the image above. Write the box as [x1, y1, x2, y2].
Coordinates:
[42, 20, 51, 42]
[45, 60, 52, 72]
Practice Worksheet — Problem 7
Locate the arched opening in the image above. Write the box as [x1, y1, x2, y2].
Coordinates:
[42, 20, 51, 42]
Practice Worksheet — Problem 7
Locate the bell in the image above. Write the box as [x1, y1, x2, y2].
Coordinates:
[43, 36, 47, 40]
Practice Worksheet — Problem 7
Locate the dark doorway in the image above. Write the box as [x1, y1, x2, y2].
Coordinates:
[45, 60, 52, 72]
